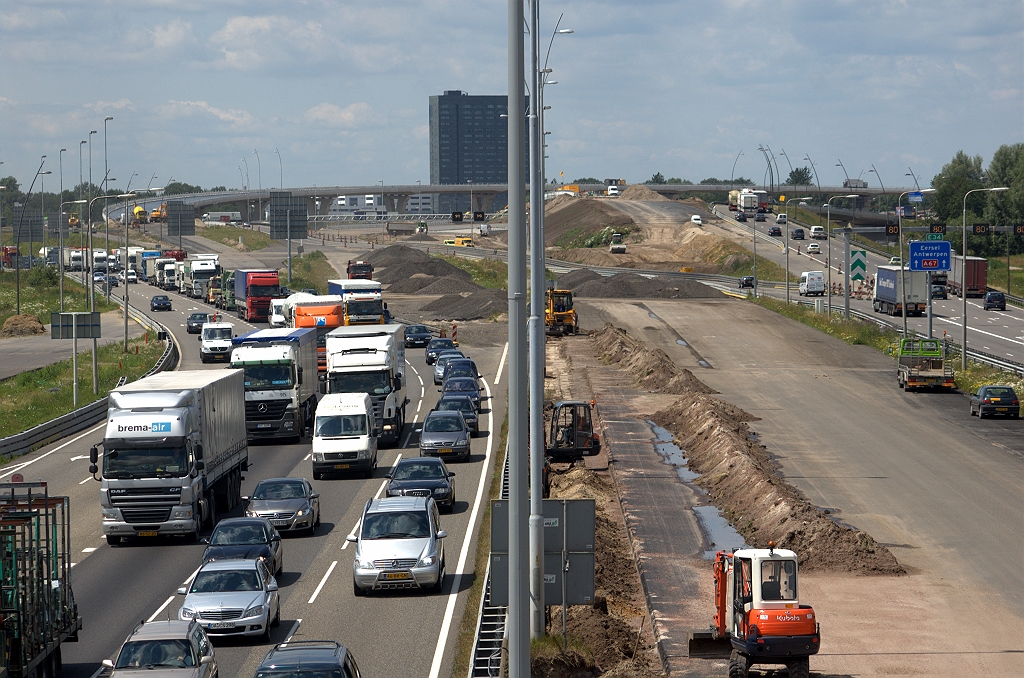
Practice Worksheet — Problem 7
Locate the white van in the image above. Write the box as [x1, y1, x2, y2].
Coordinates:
[606, 186, 619, 197]
[269, 299, 287, 328]
[775, 214, 787, 224]
[312, 392, 378, 479]
[798, 271, 826, 297]
[199, 320, 235, 363]
[809, 226, 826, 240]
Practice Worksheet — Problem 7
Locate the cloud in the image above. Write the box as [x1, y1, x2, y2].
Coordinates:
[211, 15, 329, 70]
[305, 102, 384, 129]
[166, 100, 256, 127]
[151, 19, 195, 50]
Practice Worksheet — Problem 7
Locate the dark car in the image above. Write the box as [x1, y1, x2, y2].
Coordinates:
[738, 276, 754, 289]
[790, 228, 805, 240]
[768, 226, 782, 237]
[984, 291, 1006, 311]
[404, 324, 434, 348]
[106, 274, 119, 288]
[442, 358, 480, 383]
[735, 211, 747, 222]
[244, 478, 321, 535]
[440, 377, 481, 410]
[200, 517, 283, 576]
[386, 457, 456, 512]
[418, 410, 471, 462]
[754, 213, 766, 222]
[425, 338, 458, 364]
[969, 385, 1019, 419]
[186, 312, 209, 334]
[434, 394, 480, 435]
[255, 641, 362, 678]
[931, 285, 947, 300]
[150, 294, 172, 312]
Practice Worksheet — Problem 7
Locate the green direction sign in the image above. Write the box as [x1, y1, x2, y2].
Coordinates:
[850, 250, 867, 281]
[925, 233, 943, 241]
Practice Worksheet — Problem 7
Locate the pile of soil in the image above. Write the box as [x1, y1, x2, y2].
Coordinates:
[557, 269, 602, 289]
[405, 232, 437, 242]
[369, 245, 471, 285]
[416, 276, 482, 295]
[572, 273, 723, 300]
[619, 185, 671, 202]
[386, 275, 439, 294]
[591, 323, 717, 396]
[1, 314, 46, 337]
[365, 244, 431, 267]
[419, 288, 506, 320]
[544, 198, 635, 247]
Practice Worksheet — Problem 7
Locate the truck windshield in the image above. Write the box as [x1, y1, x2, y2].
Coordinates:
[329, 371, 391, 395]
[248, 285, 280, 297]
[103, 446, 188, 479]
[203, 327, 232, 341]
[242, 365, 294, 390]
[315, 414, 368, 437]
[347, 299, 383, 316]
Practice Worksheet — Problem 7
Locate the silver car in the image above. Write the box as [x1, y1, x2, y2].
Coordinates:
[178, 559, 280, 640]
[418, 410, 471, 462]
[348, 496, 447, 596]
[103, 619, 216, 678]
[432, 351, 465, 385]
[244, 477, 321, 535]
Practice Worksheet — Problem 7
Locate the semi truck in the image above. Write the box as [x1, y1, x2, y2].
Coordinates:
[895, 337, 955, 392]
[737, 189, 758, 212]
[234, 269, 281, 322]
[292, 296, 345, 373]
[872, 265, 929, 317]
[231, 327, 319, 442]
[324, 323, 407, 446]
[89, 370, 248, 543]
[0, 482, 83, 678]
[727, 190, 739, 211]
[159, 261, 178, 290]
[346, 260, 374, 279]
[184, 258, 219, 298]
[146, 257, 175, 285]
[326, 279, 386, 325]
[948, 255, 988, 298]
[64, 248, 86, 272]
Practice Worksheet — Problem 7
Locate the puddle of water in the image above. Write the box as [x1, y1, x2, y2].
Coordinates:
[697, 360, 711, 368]
[648, 312, 659, 319]
[648, 422, 699, 481]
[675, 339, 688, 347]
[693, 506, 748, 558]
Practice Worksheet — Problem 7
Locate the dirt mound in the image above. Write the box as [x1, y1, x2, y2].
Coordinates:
[1, 314, 46, 337]
[375, 256, 471, 284]
[591, 324, 717, 395]
[405, 233, 437, 242]
[415, 275, 483, 295]
[364, 244, 432, 267]
[619, 185, 671, 202]
[419, 288, 506, 320]
[557, 268, 602, 289]
[573, 273, 723, 300]
[544, 198, 634, 247]
[385, 275, 438, 294]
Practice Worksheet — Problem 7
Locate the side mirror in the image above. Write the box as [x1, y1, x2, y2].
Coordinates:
[346, 534, 358, 543]
[194, 444, 203, 460]
[89, 446, 98, 464]
[436, 530, 448, 539]
[241, 496, 249, 502]
[195, 461, 205, 471]
[199, 537, 210, 544]
[319, 382, 327, 395]
[177, 587, 188, 595]
[297, 366, 303, 385]
[197, 335, 201, 341]
[200, 656, 214, 666]
[447, 471, 456, 477]
[271, 534, 281, 542]
[384, 472, 393, 479]
[102, 660, 115, 669]
[310, 492, 320, 499]
[268, 579, 279, 592]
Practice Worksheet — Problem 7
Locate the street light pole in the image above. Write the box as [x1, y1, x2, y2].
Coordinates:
[961, 186, 1009, 370]
[274, 148, 283, 189]
[825, 194, 859, 317]
[906, 168, 921, 192]
[15, 157, 47, 315]
[103, 116, 113, 279]
[784, 197, 813, 304]
[123, 192, 135, 351]
[836, 159, 850, 185]
[730, 150, 743, 189]
[803, 154, 822, 223]
[895, 188, 936, 337]
[253, 149, 262, 223]
[38, 170, 52, 271]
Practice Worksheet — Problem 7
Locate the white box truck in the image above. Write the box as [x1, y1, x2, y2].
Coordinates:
[311, 392, 378, 479]
[798, 271, 825, 296]
[231, 327, 319, 442]
[324, 324, 407, 446]
[146, 257, 174, 285]
[89, 370, 248, 544]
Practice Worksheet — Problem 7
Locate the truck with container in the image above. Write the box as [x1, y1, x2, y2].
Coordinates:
[872, 265, 929, 317]
[895, 337, 955, 392]
[161, 249, 188, 262]
[346, 260, 374, 279]
[216, 271, 237, 311]
[0, 482, 83, 678]
[727, 190, 739, 211]
[326, 279, 387, 325]
[159, 261, 178, 290]
[88, 370, 249, 543]
[737, 189, 758, 212]
[185, 257, 219, 298]
[146, 257, 174, 285]
[92, 250, 108, 274]
[234, 269, 281, 322]
[230, 327, 319, 443]
[948, 255, 988, 298]
[292, 296, 345, 373]
[324, 323, 407, 446]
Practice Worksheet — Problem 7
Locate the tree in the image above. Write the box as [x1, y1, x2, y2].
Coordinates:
[984, 143, 1023, 227]
[573, 177, 601, 184]
[644, 172, 665, 185]
[667, 177, 692, 185]
[785, 167, 814, 186]
[164, 181, 204, 195]
[931, 151, 984, 224]
[699, 177, 725, 185]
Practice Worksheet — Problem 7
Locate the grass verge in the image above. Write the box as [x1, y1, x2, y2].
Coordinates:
[279, 250, 339, 294]
[436, 254, 509, 290]
[451, 405, 509, 678]
[196, 223, 271, 251]
[0, 332, 166, 438]
[1, 268, 120, 329]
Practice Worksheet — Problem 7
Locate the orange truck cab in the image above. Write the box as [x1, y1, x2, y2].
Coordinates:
[293, 300, 345, 373]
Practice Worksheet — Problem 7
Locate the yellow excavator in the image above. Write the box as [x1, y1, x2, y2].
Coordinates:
[149, 203, 167, 223]
[545, 286, 577, 335]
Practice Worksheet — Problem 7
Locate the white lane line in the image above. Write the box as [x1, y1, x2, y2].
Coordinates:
[343, 454, 403, 550]
[307, 561, 338, 604]
[79, 477, 92, 485]
[0, 422, 105, 479]
[284, 618, 302, 642]
[494, 342, 509, 384]
[70, 454, 89, 461]
[427, 376, 495, 678]
[82, 547, 97, 553]
[71, 562, 77, 568]
[934, 316, 1024, 345]
[89, 665, 106, 678]
[304, 453, 311, 461]
[147, 595, 176, 622]
[416, 400, 422, 414]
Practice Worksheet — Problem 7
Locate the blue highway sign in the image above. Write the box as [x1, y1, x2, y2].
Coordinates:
[909, 240, 951, 271]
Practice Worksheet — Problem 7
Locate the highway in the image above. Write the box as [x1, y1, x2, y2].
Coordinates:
[4, 273, 506, 677]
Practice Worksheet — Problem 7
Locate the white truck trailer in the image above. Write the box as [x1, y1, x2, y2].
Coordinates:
[89, 370, 248, 543]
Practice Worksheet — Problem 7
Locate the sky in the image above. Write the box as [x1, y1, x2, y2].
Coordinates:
[1, 0, 1022, 194]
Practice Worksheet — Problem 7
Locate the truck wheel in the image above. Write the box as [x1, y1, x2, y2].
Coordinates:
[787, 657, 809, 678]
[728, 650, 750, 678]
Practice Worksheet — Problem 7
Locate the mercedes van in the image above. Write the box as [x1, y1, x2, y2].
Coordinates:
[798, 271, 826, 296]
[312, 392, 378, 479]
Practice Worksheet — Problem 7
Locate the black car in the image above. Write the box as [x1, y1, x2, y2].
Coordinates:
[150, 294, 172, 312]
[404, 324, 434, 348]
[754, 213, 766, 222]
[385, 457, 456, 512]
[442, 358, 480, 383]
[735, 212, 747, 222]
[434, 394, 480, 435]
[984, 291, 1006, 311]
[200, 517, 283, 576]
[440, 376, 482, 410]
[931, 285, 947, 300]
[969, 385, 1019, 419]
[768, 226, 782, 237]
[425, 338, 458, 364]
[186, 312, 209, 333]
[255, 641, 362, 678]
[738, 276, 755, 289]
[790, 228, 805, 240]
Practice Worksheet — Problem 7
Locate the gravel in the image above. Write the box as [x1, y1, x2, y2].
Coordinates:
[386, 275, 439, 294]
[416, 276, 483, 295]
[420, 288, 507, 320]
[405, 233, 437, 242]
[557, 268, 602, 289]
[573, 272, 722, 299]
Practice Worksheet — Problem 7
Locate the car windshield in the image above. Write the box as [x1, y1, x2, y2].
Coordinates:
[153, 296, 168, 302]
[428, 339, 455, 351]
[347, 299, 383, 316]
[257, 671, 343, 678]
[189, 314, 207, 322]
[248, 285, 280, 297]
[190, 568, 261, 592]
[446, 368, 475, 381]
[103, 445, 188, 480]
[315, 414, 368, 437]
[392, 462, 446, 481]
[438, 399, 473, 415]
[408, 325, 429, 335]
[361, 510, 430, 539]
[989, 293, 1004, 300]
[444, 379, 476, 393]
[436, 354, 462, 370]
[242, 365, 294, 390]
[116, 639, 196, 669]
[210, 523, 268, 545]
[253, 481, 306, 500]
[328, 371, 391, 395]
[424, 415, 463, 433]
[203, 327, 232, 341]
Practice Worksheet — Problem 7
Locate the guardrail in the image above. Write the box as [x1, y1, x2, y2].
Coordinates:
[0, 300, 178, 461]
[469, 448, 510, 678]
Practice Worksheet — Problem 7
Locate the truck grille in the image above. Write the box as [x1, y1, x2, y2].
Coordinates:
[122, 507, 171, 523]
[246, 399, 290, 421]
[199, 609, 243, 621]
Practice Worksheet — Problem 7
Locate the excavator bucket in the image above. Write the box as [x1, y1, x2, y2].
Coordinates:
[686, 629, 732, 659]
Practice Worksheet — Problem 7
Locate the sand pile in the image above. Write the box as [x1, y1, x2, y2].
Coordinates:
[1, 314, 46, 337]
[572, 272, 722, 299]
[544, 198, 634, 247]
[404, 233, 437, 242]
[619, 184, 671, 201]
[591, 323, 717, 395]
[416, 276, 483, 295]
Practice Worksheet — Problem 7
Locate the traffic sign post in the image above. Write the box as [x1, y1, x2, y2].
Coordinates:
[850, 250, 867, 281]
[50, 311, 101, 408]
[909, 241, 951, 272]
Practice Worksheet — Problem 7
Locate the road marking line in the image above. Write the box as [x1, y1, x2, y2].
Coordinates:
[147, 595, 176, 622]
[304, 453, 311, 461]
[494, 342, 509, 384]
[416, 400, 422, 414]
[82, 547, 97, 553]
[70, 454, 89, 461]
[79, 477, 92, 485]
[181, 565, 202, 589]
[308, 561, 337, 604]
[0, 422, 105, 479]
[284, 618, 302, 642]
[427, 376, 494, 678]
[343, 454, 403, 549]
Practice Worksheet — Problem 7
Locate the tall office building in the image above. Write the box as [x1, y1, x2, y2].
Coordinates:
[429, 90, 528, 213]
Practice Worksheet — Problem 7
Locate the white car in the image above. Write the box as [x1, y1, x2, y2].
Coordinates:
[889, 257, 902, 266]
[178, 559, 280, 640]
[806, 243, 821, 254]
[118, 269, 138, 283]
[690, 214, 703, 225]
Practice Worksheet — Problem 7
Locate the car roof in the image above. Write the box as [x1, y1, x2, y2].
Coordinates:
[428, 338, 455, 344]
[367, 496, 430, 513]
[198, 557, 262, 572]
[126, 619, 198, 641]
[396, 456, 444, 468]
[444, 377, 477, 387]
[407, 325, 431, 332]
[213, 517, 270, 528]
[256, 477, 306, 486]
[259, 641, 346, 669]
[438, 394, 474, 405]
[426, 409, 464, 419]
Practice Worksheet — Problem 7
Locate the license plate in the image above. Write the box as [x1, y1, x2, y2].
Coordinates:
[208, 622, 234, 629]
[257, 423, 272, 429]
[439, 448, 453, 455]
[334, 463, 349, 469]
[137, 531, 158, 537]
[272, 519, 289, 526]
[996, 408, 1009, 412]
[383, 572, 411, 580]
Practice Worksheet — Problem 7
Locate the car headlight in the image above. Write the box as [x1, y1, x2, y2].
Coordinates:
[357, 557, 375, 569]
[433, 487, 450, 496]
[456, 438, 468, 447]
[180, 607, 196, 620]
[295, 509, 306, 517]
[245, 510, 257, 518]
[312, 452, 323, 461]
[244, 604, 266, 618]
[418, 554, 437, 567]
